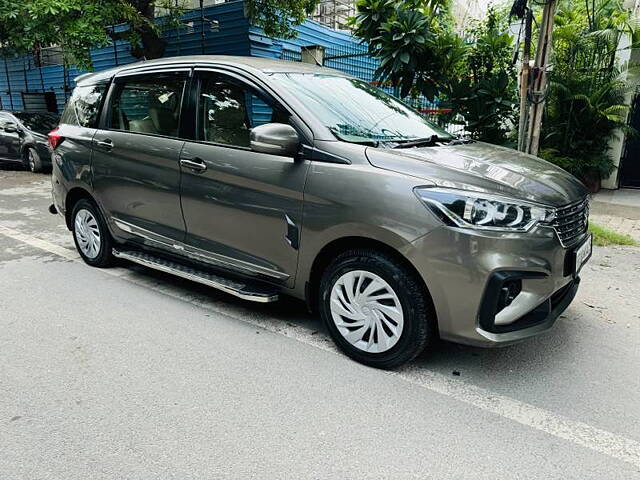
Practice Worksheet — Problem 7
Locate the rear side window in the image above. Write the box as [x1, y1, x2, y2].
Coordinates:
[13, 112, 59, 134]
[109, 75, 185, 138]
[60, 85, 105, 127]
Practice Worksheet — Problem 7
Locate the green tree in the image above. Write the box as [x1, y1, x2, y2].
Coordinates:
[245, 0, 320, 39]
[445, 7, 518, 145]
[351, 0, 517, 144]
[0, 0, 186, 70]
[539, 0, 639, 186]
[0, 0, 319, 70]
[350, 0, 466, 100]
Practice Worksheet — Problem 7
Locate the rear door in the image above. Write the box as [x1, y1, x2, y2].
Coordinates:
[179, 70, 311, 286]
[0, 113, 21, 161]
[92, 70, 189, 244]
[54, 83, 108, 212]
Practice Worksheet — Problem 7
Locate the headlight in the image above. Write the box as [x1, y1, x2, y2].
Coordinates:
[415, 187, 556, 232]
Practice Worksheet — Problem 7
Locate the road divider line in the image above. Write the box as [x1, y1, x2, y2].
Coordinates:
[395, 367, 640, 468]
[2, 225, 639, 469]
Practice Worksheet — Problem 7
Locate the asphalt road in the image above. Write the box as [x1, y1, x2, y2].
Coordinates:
[1, 166, 639, 479]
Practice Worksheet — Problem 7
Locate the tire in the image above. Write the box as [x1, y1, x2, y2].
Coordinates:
[319, 249, 435, 369]
[23, 147, 43, 173]
[71, 199, 114, 267]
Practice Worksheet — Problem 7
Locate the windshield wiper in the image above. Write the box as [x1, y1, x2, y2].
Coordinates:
[329, 128, 381, 147]
[391, 135, 449, 149]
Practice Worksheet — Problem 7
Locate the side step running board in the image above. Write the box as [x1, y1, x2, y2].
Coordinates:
[113, 249, 279, 303]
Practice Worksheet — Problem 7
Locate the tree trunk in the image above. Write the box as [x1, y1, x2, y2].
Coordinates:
[128, 0, 166, 60]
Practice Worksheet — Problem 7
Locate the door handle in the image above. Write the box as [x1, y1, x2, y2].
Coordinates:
[180, 157, 207, 173]
[95, 138, 114, 151]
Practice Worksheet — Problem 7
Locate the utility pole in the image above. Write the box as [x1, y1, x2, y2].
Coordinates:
[526, 0, 557, 156]
[200, 0, 205, 55]
[517, 9, 533, 152]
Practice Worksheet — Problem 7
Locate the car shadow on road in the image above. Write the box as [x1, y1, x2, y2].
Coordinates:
[0, 160, 27, 171]
[117, 259, 577, 380]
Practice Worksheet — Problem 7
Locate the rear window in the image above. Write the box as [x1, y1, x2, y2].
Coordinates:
[60, 85, 106, 128]
[13, 112, 59, 134]
[109, 75, 185, 137]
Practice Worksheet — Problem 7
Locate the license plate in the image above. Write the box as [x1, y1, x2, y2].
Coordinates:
[574, 234, 592, 275]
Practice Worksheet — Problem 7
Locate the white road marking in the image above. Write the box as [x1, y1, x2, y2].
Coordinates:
[1, 225, 640, 469]
[0, 225, 79, 261]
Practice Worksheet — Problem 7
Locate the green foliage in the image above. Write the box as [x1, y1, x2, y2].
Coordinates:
[350, 2, 517, 144]
[244, 0, 320, 39]
[0, 0, 319, 69]
[447, 71, 517, 145]
[589, 222, 638, 246]
[0, 0, 186, 70]
[350, 0, 466, 100]
[445, 7, 518, 145]
[540, 0, 639, 184]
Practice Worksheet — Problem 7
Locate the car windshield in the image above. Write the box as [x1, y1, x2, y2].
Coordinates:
[13, 112, 59, 134]
[269, 73, 452, 144]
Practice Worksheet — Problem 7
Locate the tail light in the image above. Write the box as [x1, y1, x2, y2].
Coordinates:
[48, 127, 64, 149]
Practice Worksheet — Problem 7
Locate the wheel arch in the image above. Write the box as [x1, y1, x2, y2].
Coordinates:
[21, 142, 36, 156]
[305, 236, 437, 328]
[64, 187, 95, 230]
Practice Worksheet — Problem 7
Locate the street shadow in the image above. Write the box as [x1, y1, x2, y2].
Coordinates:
[115, 259, 575, 378]
[0, 160, 26, 171]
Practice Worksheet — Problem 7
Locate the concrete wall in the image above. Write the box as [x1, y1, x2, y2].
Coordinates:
[602, 0, 640, 189]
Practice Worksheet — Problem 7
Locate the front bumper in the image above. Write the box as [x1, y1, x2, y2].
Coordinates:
[407, 224, 587, 347]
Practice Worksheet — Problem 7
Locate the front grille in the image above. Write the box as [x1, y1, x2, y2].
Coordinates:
[552, 197, 589, 247]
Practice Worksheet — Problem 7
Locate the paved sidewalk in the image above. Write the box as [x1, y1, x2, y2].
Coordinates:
[590, 188, 640, 241]
[591, 188, 640, 220]
[590, 213, 640, 242]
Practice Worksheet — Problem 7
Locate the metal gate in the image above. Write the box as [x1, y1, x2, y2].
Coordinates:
[620, 94, 640, 188]
[20, 92, 58, 113]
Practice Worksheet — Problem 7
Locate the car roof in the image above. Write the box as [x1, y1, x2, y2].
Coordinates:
[75, 55, 347, 85]
[0, 110, 58, 116]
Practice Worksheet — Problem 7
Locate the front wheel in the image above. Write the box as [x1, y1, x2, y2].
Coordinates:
[23, 147, 43, 173]
[319, 249, 435, 369]
[71, 199, 114, 267]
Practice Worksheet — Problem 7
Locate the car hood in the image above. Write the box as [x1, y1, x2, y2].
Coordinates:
[365, 141, 588, 207]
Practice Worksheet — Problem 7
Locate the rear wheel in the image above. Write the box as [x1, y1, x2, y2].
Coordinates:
[71, 199, 114, 267]
[319, 249, 435, 369]
[23, 147, 43, 173]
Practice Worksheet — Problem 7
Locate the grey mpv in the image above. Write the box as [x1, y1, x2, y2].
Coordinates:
[50, 56, 592, 368]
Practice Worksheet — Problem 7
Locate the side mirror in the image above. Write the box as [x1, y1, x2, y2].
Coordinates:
[250, 123, 299, 157]
[4, 122, 18, 133]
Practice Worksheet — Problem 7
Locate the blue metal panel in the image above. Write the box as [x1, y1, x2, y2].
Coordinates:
[0, 0, 450, 128]
[249, 19, 380, 83]
[0, 1, 249, 112]
[248, 17, 455, 131]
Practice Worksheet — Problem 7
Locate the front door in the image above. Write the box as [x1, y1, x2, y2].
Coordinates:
[0, 113, 22, 161]
[179, 71, 310, 286]
[92, 71, 188, 244]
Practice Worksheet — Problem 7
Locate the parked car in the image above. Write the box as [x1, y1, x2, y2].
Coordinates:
[49, 56, 592, 368]
[0, 111, 59, 172]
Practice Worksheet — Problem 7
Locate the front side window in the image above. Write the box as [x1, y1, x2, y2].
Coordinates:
[110, 76, 185, 137]
[60, 85, 105, 128]
[270, 73, 451, 144]
[198, 76, 290, 147]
